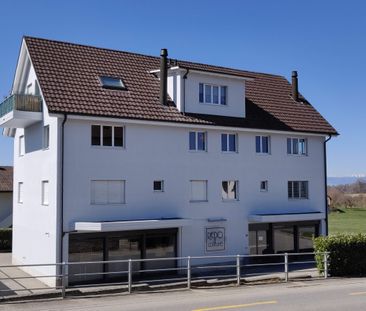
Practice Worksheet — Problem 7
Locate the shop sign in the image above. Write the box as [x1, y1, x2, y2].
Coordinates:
[206, 227, 225, 251]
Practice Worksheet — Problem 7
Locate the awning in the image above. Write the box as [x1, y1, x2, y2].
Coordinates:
[248, 212, 325, 224]
[73, 218, 196, 232]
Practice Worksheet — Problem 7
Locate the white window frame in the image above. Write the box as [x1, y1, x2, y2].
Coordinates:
[43, 125, 50, 150]
[222, 180, 239, 201]
[260, 180, 268, 192]
[221, 133, 238, 153]
[19, 135, 25, 157]
[91, 180, 126, 205]
[18, 182, 23, 204]
[190, 180, 208, 202]
[41, 180, 49, 206]
[153, 180, 164, 192]
[288, 181, 309, 199]
[189, 131, 207, 152]
[287, 137, 308, 156]
[199, 83, 227, 105]
[91, 125, 125, 148]
[255, 135, 270, 154]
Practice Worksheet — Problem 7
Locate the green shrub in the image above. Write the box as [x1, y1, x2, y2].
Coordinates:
[0, 228, 12, 251]
[314, 234, 366, 276]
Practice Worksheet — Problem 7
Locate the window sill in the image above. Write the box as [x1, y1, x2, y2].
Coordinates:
[288, 198, 309, 200]
[42, 147, 50, 151]
[198, 102, 228, 107]
[91, 203, 126, 206]
[189, 200, 208, 203]
[221, 151, 238, 154]
[222, 199, 239, 202]
[287, 153, 308, 157]
[256, 152, 271, 156]
[91, 146, 125, 150]
[189, 150, 207, 153]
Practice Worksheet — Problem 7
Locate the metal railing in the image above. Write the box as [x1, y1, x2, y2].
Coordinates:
[0, 252, 329, 299]
[0, 94, 42, 118]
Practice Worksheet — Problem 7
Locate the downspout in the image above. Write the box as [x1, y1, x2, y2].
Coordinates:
[182, 68, 189, 115]
[324, 135, 331, 236]
[60, 114, 67, 264]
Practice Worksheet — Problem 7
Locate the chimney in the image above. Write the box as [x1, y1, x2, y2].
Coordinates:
[292, 71, 299, 101]
[160, 48, 168, 106]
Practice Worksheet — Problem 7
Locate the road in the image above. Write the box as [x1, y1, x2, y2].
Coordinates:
[1, 278, 366, 310]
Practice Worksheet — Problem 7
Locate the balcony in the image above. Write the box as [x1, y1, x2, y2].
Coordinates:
[0, 94, 42, 128]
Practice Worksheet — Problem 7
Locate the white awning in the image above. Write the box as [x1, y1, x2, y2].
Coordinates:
[248, 212, 325, 224]
[74, 218, 196, 232]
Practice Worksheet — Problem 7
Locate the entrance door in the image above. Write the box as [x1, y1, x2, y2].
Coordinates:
[249, 224, 270, 255]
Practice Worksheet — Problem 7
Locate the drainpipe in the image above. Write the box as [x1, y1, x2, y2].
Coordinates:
[324, 135, 331, 236]
[60, 114, 67, 265]
[182, 68, 189, 115]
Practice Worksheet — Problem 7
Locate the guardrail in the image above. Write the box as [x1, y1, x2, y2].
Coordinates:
[0, 252, 329, 299]
[0, 94, 42, 118]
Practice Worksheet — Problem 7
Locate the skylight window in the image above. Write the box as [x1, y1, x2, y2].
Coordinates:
[100, 76, 126, 90]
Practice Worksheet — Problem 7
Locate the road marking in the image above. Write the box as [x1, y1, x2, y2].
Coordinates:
[192, 300, 278, 311]
[349, 291, 366, 296]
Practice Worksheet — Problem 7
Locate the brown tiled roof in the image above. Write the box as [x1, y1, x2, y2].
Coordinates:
[0, 167, 13, 192]
[24, 37, 337, 135]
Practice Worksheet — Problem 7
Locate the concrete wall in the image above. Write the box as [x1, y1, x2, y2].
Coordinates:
[62, 118, 326, 260]
[12, 59, 60, 286]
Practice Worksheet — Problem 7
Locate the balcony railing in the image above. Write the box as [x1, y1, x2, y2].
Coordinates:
[0, 94, 42, 118]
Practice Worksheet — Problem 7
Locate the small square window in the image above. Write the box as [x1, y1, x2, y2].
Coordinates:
[260, 181, 268, 192]
[153, 180, 164, 192]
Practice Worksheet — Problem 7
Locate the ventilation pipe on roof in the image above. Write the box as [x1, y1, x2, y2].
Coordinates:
[292, 71, 299, 101]
[160, 48, 168, 106]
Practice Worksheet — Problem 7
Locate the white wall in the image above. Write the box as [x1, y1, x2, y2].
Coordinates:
[63, 118, 326, 260]
[167, 70, 246, 118]
[0, 192, 12, 227]
[12, 59, 60, 286]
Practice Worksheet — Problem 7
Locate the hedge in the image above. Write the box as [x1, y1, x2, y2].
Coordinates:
[0, 228, 12, 251]
[314, 234, 366, 276]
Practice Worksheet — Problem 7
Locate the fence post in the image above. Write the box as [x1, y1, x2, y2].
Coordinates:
[284, 253, 289, 282]
[187, 256, 191, 289]
[236, 255, 241, 286]
[61, 262, 66, 299]
[324, 253, 328, 279]
[128, 259, 132, 294]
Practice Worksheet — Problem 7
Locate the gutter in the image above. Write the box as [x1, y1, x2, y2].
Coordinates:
[60, 114, 67, 264]
[182, 69, 189, 115]
[324, 135, 331, 235]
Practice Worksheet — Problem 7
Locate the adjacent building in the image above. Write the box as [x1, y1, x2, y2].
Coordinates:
[0, 37, 337, 285]
[0, 166, 13, 228]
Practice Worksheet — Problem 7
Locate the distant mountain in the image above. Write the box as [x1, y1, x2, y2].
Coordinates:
[328, 176, 366, 186]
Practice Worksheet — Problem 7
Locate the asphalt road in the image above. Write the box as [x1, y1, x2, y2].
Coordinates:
[2, 278, 366, 311]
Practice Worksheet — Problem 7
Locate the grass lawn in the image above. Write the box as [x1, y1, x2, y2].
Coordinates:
[329, 208, 366, 234]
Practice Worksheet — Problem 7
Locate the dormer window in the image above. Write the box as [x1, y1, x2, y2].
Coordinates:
[199, 83, 227, 105]
[99, 76, 126, 90]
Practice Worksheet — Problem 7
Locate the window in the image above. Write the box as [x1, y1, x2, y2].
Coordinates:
[43, 125, 50, 149]
[19, 135, 25, 156]
[287, 138, 307, 155]
[42, 181, 49, 205]
[91, 180, 125, 204]
[189, 131, 206, 151]
[153, 180, 164, 192]
[91, 125, 124, 147]
[199, 83, 227, 105]
[190, 180, 207, 202]
[25, 83, 32, 94]
[100, 76, 126, 90]
[222, 181, 238, 200]
[221, 133, 237, 152]
[288, 181, 308, 199]
[18, 182, 23, 203]
[260, 181, 268, 192]
[255, 136, 270, 154]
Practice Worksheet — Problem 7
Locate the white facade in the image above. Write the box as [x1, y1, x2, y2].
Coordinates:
[4, 41, 330, 286]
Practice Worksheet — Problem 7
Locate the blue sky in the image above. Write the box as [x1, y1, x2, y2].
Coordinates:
[0, 0, 365, 176]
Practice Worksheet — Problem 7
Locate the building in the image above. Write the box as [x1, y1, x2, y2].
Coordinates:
[0, 37, 337, 285]
[0, 166, 13, 228]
